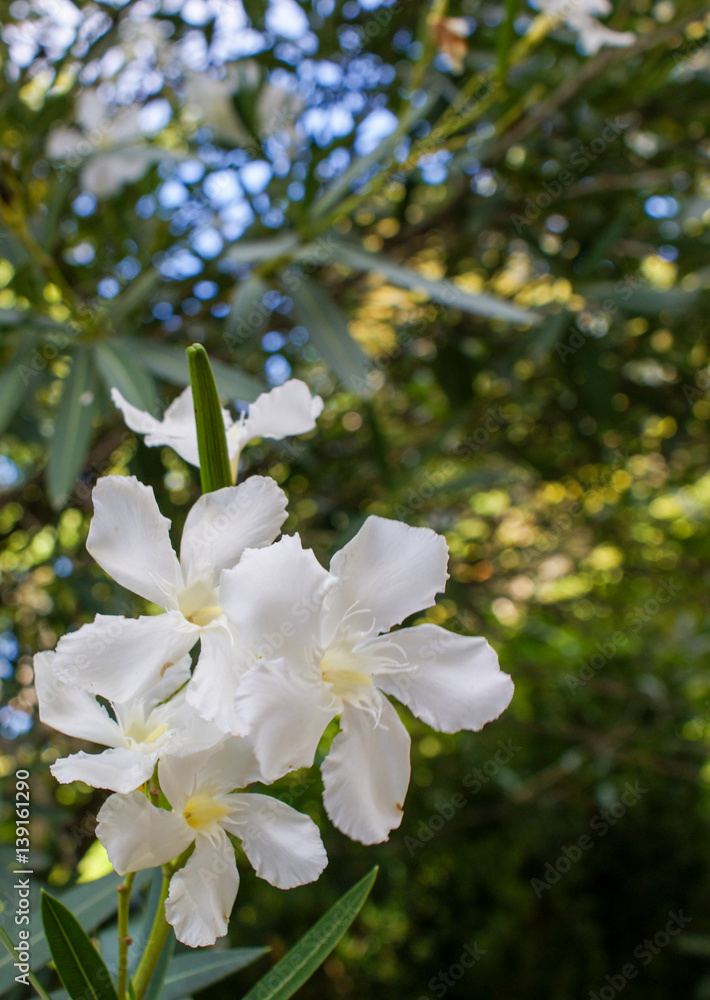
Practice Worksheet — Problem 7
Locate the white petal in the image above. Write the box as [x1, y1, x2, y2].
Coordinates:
[322, 697, 410, 845]
[110, 388, 163, 439]
[180, 477, 288, 587]
[51, 747, 157, 793]
[113, 386, 232, 468]
[166, 831, 239, 948]
[220, 534, 334, 661]
[373, 625, 514, 733]
[233, 659, 337, 783]
[160, 690, 225, 757]
[234, 379, 323, 447]
[86, 476, 183, 608]
[323, 517, 449, 643]
[34, 651, 121, 747]
[97, 791, 193, 875]
[224, 794, 327, 888]
[141, 654, 193, 709]
[186, 627, 250, 734]
[51, 613, 198, 703]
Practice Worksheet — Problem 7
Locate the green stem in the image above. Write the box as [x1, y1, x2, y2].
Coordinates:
[117, 872, 136, 1000]
[186, 344, 233, 493]
[0, 922, 53, 1000]
[130, 868, 172, 1000]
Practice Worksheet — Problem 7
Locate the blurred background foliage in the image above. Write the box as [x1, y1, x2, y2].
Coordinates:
[2, 0, 710, 997]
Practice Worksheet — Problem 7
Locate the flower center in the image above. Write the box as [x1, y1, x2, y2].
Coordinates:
[320, 644, 373, 702]
[182, 792, 229, 833]
[178, 579, 223, 627]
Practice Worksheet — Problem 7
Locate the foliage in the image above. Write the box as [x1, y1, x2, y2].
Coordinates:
[2, 0, 710, 998]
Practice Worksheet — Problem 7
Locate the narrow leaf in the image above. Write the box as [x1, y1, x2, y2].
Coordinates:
[227, 234, 299, 265]
[0, 333, 38, 433]
[325, 239, 541, 325]
[0, 872, 150, 979]
[241, 867, 378, 1000]
[46, 347, 99, 509]
[289, 277, 371, 394]
[94, 340, 160, 415]
[114, 337, 262, 401]
[225, 274, 270, 348]
[158, 948, 268, 1000]
[41, 892, 119, 1000]
[187, 344, 232, 493]
[142, 932, 176, 1000]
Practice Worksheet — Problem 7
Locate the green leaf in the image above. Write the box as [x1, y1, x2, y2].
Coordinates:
[225, 274, 270, 348]
[0, 333, 38, 433]
[157, 947, 269, 1000]
[46, 347, 99, 509]
[324, 239, 541, 325]
[0, 872, 152, 981]
[141, 931, 175, 1000]
[114, 336, 262, 401]
[289, 277, 371, 393]
[187, 344, 232, 492]
[94, 339, 160, 414]
[227, 234, 300, 265]
[241, 867, 378, 1000]
[41, 892, 119, 1000]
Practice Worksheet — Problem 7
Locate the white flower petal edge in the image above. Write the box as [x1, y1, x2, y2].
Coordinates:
[322, 698, 411, 845]
[97, 791, 193, 875]
[52, 748, 158, 794]
[50, 612, 198, 703]
[323, 516, 449, 642]
[232, 659, 337, 782]
[166, 831, 239, 948]
[228, 380, 324, 452]
[223, 793, 328, 889]
[180, 477, 287, 587]
[371, 625, 515, 733]
[87, 476, 183, 609]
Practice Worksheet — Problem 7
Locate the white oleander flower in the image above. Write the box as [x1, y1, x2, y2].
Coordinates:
[50, 474, 287, 731]
[97, 739, 328, 948]
[533, 0, 635, 54]
[219, 518, 514, 845]
[111, 380, 323, 474]
[46, 89, 161, 198]
[34, 651, 222, 793]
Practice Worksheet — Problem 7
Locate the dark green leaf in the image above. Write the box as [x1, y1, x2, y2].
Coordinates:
[0, 872, 153, 981]
[289, 276, 372, 393]
[41, 891, 119, 1000]
[94, 340, 160, 415]
[0, 333, 38, 432]
[325, 239, 541, 325]
[114, 337, 262, 402]
[46, 347, 99, 509]
[157, 947, 268, 1000]
[141, 931, 176, 1000]
[187, 344, 232, 492]
[241, 867, 378, 1000]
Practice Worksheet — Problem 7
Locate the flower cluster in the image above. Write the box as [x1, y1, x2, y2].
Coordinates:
[35, 379, 513, 948]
